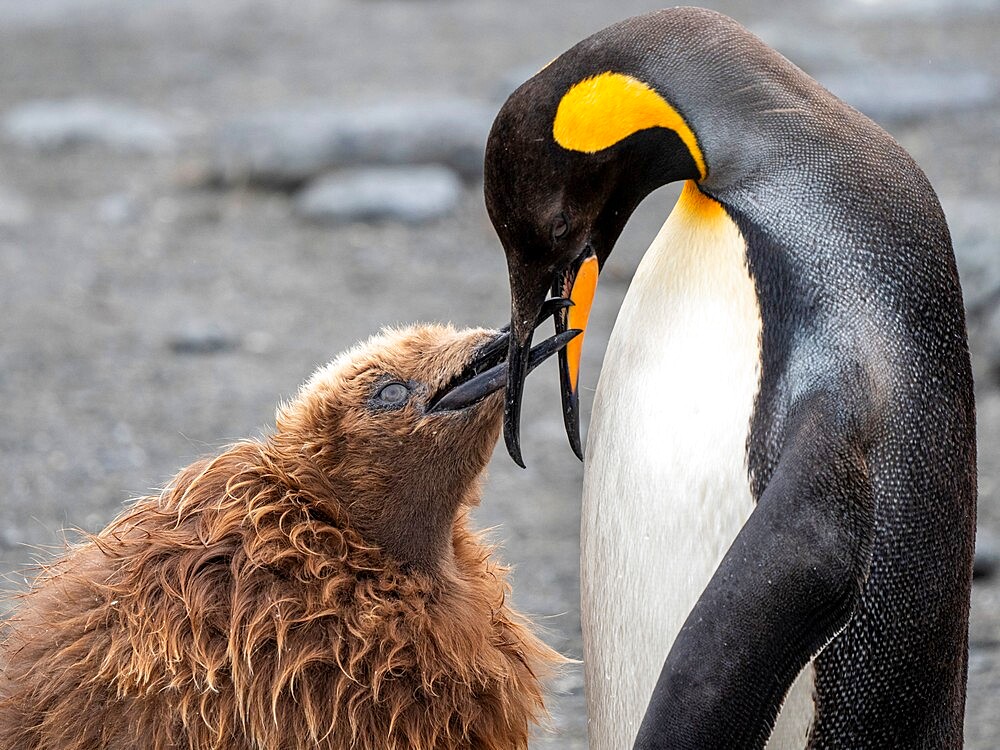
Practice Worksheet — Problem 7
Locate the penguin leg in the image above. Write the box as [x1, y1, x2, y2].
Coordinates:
[633, 395, 876, 750]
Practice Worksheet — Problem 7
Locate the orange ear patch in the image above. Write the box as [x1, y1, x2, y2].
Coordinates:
[552, 72, 706, 179]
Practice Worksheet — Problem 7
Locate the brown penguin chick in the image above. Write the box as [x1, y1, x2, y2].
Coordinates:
[0, 323, 570, 750]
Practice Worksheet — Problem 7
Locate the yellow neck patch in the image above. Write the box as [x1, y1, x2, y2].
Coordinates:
[674, 179, 725, 222]
[552, 72, 706, 180]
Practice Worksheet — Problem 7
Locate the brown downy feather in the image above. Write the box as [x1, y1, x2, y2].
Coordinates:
[0, 324, 564, 750]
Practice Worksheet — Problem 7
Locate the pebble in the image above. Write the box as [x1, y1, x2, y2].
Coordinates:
[818, 67, 996, 125]
[294, 166, 463, 225]
[167, 323, 241, 355]
[210, 99, 493, 188]
[2, 99, 175, 153]
[975, 530, 1000, 581]
[98, 192, 141, 226]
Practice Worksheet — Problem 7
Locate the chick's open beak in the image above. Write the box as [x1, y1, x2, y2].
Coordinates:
[504, 248, 600, 467]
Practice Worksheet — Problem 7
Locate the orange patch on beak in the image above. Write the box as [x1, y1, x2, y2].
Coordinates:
[566, 252, 599, 392]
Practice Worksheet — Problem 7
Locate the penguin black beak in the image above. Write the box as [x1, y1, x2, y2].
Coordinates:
[504, 271, 553, 467]
[504, 249, 600, 467]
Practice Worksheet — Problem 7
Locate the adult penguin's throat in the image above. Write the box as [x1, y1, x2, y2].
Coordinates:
[504, 248, 600, 466]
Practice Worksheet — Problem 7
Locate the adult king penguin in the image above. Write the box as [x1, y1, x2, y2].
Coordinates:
[484, 7, 976, 750]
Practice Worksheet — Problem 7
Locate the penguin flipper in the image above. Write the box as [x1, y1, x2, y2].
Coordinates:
[633, 395, 877, 750]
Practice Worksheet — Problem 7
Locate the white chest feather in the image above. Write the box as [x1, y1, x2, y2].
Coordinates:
[581, 183, 813, 748]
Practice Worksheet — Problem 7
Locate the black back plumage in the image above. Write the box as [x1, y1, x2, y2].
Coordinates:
[725, 132, 975, 747]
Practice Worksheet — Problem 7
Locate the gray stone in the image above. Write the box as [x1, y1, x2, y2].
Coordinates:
[97, 192, 141, 226]
[3, 99, 174, 153]
[210, 99, 494, 187]
[294, 166, 462, 225]
[975, 529, 1000, 581]
[818, 67, 997, 125]
[167, 323, 240, 355]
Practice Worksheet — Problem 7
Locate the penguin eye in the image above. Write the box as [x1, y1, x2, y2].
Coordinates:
[374, 382, 410, 407]
[551, 213, 569, 241]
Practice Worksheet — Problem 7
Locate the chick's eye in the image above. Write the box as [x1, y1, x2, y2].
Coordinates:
[552, 213, 569, 240]
[376, 382, 409, 405]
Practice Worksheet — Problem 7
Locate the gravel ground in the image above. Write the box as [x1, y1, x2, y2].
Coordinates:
[1, 0, 998, 746]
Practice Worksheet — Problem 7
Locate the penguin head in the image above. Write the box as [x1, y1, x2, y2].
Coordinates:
[276, 323, 574, 570]
[485, 53, 705, 465]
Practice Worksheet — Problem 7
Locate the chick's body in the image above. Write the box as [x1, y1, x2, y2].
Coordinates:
[0, 324, 561, 750]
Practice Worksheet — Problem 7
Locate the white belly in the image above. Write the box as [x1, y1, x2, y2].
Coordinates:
[581, 183, 813, 748]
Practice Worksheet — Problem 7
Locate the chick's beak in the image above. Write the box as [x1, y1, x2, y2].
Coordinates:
[428, 300, 578, 417]
[504, 248, 600, 467]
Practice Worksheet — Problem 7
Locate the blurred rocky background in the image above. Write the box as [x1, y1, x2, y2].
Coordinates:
[0, 0, 997, 746]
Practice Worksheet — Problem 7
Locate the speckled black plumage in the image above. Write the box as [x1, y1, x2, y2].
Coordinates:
[724, 172, 975, 747]
[485, 7, 976, 749]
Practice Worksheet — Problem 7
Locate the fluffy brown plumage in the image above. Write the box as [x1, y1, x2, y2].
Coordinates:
[0, 324, 563, 750]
